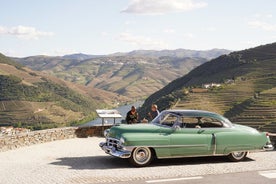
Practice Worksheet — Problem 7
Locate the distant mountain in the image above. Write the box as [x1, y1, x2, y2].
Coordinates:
[0, 53, 127, 130]
[111, 49, 231, 60]
[139, 43, 276, 131]
[62, 53, 102, 60]
[14, 49, 230, 99]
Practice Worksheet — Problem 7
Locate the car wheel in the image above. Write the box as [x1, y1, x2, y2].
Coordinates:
[129, 147, 153, 167]
[228, 151, 247, 162]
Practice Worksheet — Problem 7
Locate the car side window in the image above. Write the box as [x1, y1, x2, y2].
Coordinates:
[200, 117, 223, 128]
[182, 117, 199, 128]
[182, 117, 223, 128]
[160, 113, 178, 127]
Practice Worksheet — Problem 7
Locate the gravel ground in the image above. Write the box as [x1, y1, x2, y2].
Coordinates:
[0, 137, 275, 184]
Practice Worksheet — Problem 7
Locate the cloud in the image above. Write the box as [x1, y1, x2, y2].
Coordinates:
[121, 0, 207, 15]
[253, 13, 273, 19]
[119, 32, 168, 49]
[0, 25, 54, 40]
[248, 20, 276, 31]
[266, 14, 273, 18]
[100, 31, 109, 37]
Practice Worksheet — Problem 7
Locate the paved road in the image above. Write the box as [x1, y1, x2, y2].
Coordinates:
[0, 137, 276, 184]
[116, 170, 276, 184]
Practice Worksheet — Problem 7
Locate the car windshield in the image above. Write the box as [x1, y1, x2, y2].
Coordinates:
[151, 110, 232, 128]
[151, 112, 180, 127]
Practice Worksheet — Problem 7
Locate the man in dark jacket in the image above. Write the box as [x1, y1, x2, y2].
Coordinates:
[126, 106, 139, 124]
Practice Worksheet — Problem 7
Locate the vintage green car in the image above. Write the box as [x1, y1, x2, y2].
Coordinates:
[99, 110, 273, 167]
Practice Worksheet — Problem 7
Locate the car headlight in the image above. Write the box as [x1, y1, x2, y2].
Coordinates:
[104, 129, 110, 137]
[119, 137, 125, 145]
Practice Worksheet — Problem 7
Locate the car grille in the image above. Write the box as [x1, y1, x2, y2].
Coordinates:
[106, 138, 119, 147]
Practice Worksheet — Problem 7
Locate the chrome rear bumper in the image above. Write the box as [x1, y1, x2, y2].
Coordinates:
[99, 142, 131, 158]
[263, 143, 274, 151]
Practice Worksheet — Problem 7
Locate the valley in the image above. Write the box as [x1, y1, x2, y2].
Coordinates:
[15, 49, 230, 99]
[1, 43, 276, 133]
[0, 49, 229, 129]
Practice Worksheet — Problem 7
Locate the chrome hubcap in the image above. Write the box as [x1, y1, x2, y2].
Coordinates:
[134, 147, 150, 164]
[232, 152, 245, 159]
[137, 151, 146, 159]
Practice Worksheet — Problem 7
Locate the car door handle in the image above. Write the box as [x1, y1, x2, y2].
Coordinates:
[159, 132, 170, 136]
[197, 129, 205, 134]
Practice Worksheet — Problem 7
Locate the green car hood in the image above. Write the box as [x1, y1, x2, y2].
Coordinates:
[108, 123, 161, 139]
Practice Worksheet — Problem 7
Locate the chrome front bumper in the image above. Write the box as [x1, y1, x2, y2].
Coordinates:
[99, 142, 131, 158]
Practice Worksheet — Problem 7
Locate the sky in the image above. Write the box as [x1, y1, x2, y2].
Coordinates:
[1, 0, 276, 57]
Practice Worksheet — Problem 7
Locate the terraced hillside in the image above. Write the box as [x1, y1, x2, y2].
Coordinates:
[0, 101, 84, 127]
[173, 79, 255, 114]
[0, 53, 122, 129]
[140, 42, 276, 134]
[172, 84, 276, 132]
[226, 87, 276, 131]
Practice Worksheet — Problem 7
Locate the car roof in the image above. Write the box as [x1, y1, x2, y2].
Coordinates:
[162, 109, 231, 124]
[165, 109, 219, 116]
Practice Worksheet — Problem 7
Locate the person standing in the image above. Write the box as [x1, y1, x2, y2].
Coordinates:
[126, 106, 139, 124]
[148, 104, 159, 121]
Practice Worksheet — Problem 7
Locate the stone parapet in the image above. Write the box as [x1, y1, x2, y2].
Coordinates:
[0, 125, 112, 152]
[75, 125, 112, 138]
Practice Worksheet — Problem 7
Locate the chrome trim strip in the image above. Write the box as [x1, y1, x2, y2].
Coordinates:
[124, 144, 208, 149]
[153, 144, 208, 148]
[158, 153, 226, 159]
[212, 133, 216, 155]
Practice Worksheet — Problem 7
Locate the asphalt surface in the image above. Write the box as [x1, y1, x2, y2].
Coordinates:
[116, 171, 276, 184]
[0, 137, 275, 184]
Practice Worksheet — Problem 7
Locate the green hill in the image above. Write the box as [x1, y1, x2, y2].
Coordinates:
[139, 43, 276, 133]
[0, 53, 108, 130]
